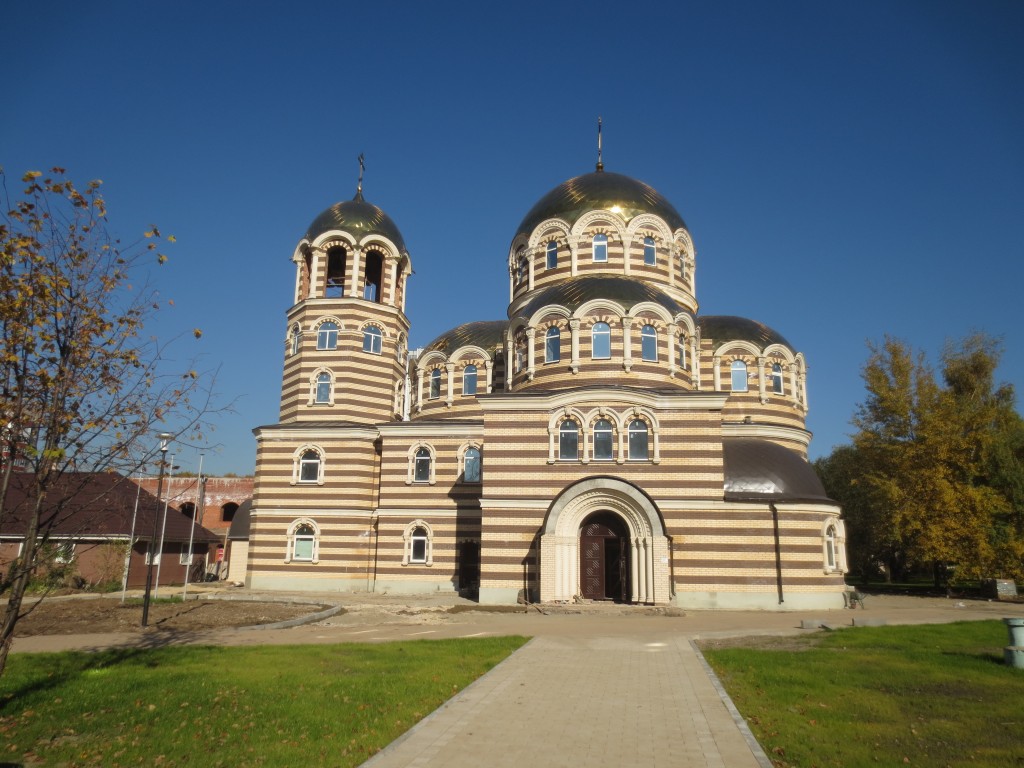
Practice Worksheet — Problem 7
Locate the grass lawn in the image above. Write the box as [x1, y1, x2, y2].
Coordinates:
[0, 636, 528, 767]
[703, 620, 1024, 768]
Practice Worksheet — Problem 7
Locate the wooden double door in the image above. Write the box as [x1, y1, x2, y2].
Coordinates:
[580, 513, 630, 602]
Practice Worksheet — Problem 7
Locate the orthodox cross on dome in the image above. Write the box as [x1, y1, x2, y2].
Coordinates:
[355, 153, 366, 201]
[596, 117, 604, 172]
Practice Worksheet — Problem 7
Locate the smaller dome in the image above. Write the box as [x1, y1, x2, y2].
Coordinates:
[305, 192, 409, 256]
[516, 171, 687, 240]
[424, 320, 508, 357]
[698, 315, 792, 351]
[518, 276, 688, 320]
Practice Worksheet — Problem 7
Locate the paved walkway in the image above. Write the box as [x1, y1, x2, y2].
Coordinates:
[12, 591, 1023, 768]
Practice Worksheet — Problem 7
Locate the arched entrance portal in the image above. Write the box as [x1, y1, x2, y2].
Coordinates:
[580, 512, 629, 602]
[540, 477, 671, 605]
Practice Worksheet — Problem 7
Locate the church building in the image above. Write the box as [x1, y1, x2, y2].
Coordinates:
[247, 157, 847, 610]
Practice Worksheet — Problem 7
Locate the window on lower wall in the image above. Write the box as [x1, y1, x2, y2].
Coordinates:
[628, 419, 649, 460]
[559, 419, 580, 460]
[825, 525, 837, 570]
[593, 419, 614, 460]
[402, 520, 433, 566]
[54, 541, 75, 564]
[463, 446, 481, 483]
[289, 521, 318, 563]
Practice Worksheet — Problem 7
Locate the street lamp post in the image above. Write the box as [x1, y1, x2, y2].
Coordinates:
[141, 433, 173, 627]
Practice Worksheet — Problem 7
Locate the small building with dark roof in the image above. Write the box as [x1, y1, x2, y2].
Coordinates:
[248, 156, 846, 610]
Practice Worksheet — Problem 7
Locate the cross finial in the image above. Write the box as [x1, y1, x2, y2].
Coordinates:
[355, 153, 365, 201]
[596, 117, 604, 172]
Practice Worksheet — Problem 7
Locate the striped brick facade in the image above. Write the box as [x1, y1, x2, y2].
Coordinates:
[248, 169, 847, 610]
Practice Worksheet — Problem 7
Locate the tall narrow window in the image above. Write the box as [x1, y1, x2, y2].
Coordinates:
[592, 322, 611, 359]
[545, 326, 561, 363]
[771, 363, 784, 394]
[643, 237, 656, 266]
[628, 419, 649, 460]
[364, 250, 383, 302]
[464, 446, 481, 483]
[593, 419, 613, 460]
[559, 419, 579, 461]
[410, 527, 429, 563]
[515, 339, 526, 373]
[517, 256, 528, 286]
[678, 334, 687, 370]
[292, 523, 316, 561]
[825, 525, 837, 569]
[325, 246, 346, 297]
[316, 321, 338, 350]
[463, 365, 478, 396]
[546, 241, 558, 269]
[362, 326, 383, 354]
[429, 369, 441, 399]
[592, 233, 608, 262]
[299, 450, 321, 483]
[290, 323, 302, 356]
[730, 360, 748, 392]
[641, 324, 657, 361]
[414, 448, 431, 482]
[315, 372, 331, 403]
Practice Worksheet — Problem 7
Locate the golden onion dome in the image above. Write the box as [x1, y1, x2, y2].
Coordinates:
[515, 171, 687, 239]
[305, 191, 409, 257]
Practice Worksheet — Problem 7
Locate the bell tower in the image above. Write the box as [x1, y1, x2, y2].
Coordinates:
[278, 178, 412, 426]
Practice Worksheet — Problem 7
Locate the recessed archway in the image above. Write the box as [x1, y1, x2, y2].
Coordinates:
[540, 477, 670, 604]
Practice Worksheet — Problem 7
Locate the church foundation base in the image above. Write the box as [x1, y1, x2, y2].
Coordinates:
[673, 589, 848, 611]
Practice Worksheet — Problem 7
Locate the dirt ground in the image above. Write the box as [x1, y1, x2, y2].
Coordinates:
[12, 595, 327, 636]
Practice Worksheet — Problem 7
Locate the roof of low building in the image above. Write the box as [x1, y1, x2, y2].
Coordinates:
[423, 320, 509, 356]
[0, 472, 219, 543]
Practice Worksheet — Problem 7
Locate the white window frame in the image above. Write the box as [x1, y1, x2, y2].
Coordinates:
[402, 520, 434, 566]
[559, 419, 580, 461]
[362, 326, 383, 354]
[627, 418, 650, 460]
[407, 444, 437, 485]
[592, 419, 614, 461]
[643, 236, 656, 266]
[293, 446, 325, 485]
[545, 326, 561, 363]
[316, 321, 339, 350]
[53, 541, 76, 564]
[314, 371, 332, 404]
[592, 322, 611, 359]
[286, 519, 320, 563]
[730, 360, 748, 392]
[179, 548, 194, 566]
[592, 233, 608, 262]
[289, 323, 302, 356]
[461, 444, 482, 484]
[640, 324, 657, 362]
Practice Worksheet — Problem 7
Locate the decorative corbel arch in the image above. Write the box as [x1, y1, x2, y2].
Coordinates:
[527, 221, 571, 250]
[547, 406, 587, 463]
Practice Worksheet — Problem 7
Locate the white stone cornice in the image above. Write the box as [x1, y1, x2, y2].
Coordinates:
[254, 425, 380, 441]
[720, 422, 812, 447]
[478, 386, 729, 413]
[377, 420, 484, 438]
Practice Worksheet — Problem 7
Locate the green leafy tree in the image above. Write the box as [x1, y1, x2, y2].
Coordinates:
[822, 334, 1020, 586]
[0, 168, 212, 676]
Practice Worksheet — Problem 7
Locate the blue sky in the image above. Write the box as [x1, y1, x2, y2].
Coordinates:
[4, 1, 1022, 476]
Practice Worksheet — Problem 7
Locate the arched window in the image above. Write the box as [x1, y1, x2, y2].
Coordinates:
[592, 322, 611, 359]
[517, 255, 528, 286]
[314, 372, 332, 403]
[545, 326, 561, 363]
[593, 419, 614, 460]
[772, 363, 784, 394]
[643, 236, 656, 266]
[463, 365, 478, 396]
[289, 521, 318, 562]
[364, 250, 384, 302]
[414, 447, 432, 483]
[180, 502, 196, 519]
[730, 360, 748, 392]
[362, 326, 383, 354]
[592, 233, 608, 262]
[463, 446, 481, 483]
[403, 521, 434, 566]
[289, 323, 302, 356]
[325, 246, 346, 297]
[825, 525, 837, 570]
[298, 449, 322, 484]
[397, 335, 407, 365]
[559, 419, 580, 461]
[316, 321, 338, 350]
[515, 338, 527, 373]
[222, 502, 238, 523]
[628, 419, 649, 460]
[641, 324, 657, 361]
[429, 369, 441, 399]
[546, 241, 558, 269]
